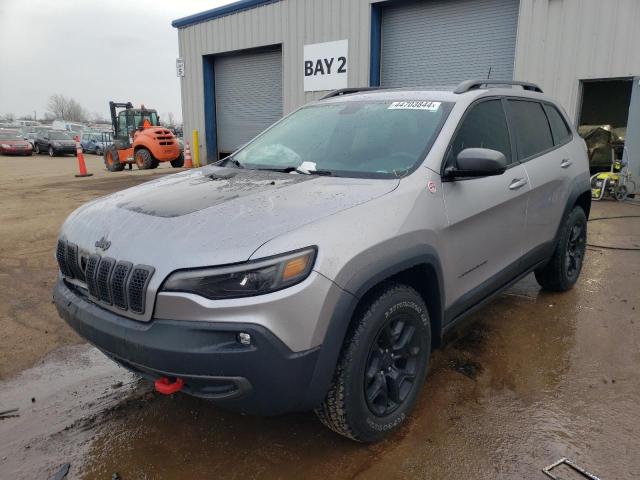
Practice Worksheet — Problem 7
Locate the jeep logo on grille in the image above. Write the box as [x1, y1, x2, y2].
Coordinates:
[95, 236, 111, 251]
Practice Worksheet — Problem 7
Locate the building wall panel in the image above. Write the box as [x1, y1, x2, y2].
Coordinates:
[176, 0, 373, 158]
[514, 0, 640, 121]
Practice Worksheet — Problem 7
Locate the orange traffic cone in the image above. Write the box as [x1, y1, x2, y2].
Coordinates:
[183, 141, 193, 168]
[74, 136, 93, 178]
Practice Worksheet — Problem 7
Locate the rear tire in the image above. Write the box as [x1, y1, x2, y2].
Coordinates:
[170, 153, 184, 168]
[134, 148, 154, 170]
[316, 283, 431, 443]
[48, 146, 55, 157]
[34, 144, 40, 154]
[104, 146, 125, 172]
[535, 206, 587, 291]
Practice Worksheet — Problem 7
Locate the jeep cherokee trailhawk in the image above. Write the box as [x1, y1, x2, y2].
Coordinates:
[54, 79, 591, 442]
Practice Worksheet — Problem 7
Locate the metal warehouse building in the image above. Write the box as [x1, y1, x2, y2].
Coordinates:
[172, 0, 640, 181]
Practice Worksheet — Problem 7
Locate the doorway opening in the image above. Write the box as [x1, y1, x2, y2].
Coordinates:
[577, 78, 633, 173]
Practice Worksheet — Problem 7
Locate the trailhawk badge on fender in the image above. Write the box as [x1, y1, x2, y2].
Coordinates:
[427, 180, 437, 193]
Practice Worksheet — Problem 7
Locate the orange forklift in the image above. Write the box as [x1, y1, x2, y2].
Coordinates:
[104, 101, 183, 171]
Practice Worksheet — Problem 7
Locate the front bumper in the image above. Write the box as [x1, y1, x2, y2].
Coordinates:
[53, 279, 323, 415]
[1, 147, 32, 155]
[53, 145, 77, 154]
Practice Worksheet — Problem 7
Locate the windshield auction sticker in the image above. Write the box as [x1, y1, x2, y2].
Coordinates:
[388, 101, 441, 111]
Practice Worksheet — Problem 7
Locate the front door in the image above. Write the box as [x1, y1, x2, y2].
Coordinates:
[440, 98, 530, 322]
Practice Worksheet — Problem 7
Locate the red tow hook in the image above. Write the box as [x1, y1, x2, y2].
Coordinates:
[154, 376, 184, 395]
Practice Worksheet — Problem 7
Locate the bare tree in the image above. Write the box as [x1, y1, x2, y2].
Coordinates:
[90, 111, 110, 124]
[1, 113, 15, 122]
[47, 94, 87, 122]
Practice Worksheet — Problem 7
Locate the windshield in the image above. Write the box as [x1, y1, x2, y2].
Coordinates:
[0, 133, 21, 140]
[233, 100, 450, 178]
[49, 132, 72, 140]
[133, 111, 159, 127]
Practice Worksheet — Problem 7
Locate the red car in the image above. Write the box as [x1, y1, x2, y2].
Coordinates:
[0, 132, 33, 156]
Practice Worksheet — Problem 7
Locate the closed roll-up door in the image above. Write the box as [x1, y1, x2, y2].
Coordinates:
[381, 0, 520, 87]
[214, 48, 283, 153]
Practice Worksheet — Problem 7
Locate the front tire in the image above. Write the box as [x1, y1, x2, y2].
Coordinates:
[134, 148, 154, 170]
[170, 152, 184, 168]
[316, 284, 431, 442]
[535, 206, 587, 291]
[104, 146, 125, 172]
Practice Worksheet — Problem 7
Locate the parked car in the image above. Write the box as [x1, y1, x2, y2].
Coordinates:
[19, 126, 39, 147]
[81, 131, 112, 155]
[53, 79, 591, 442]
[33, 130, 76, 156]
[0, 131, 33, 156]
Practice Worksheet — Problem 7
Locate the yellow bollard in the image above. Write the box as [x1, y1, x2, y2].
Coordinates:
[192, 129, 200, 167]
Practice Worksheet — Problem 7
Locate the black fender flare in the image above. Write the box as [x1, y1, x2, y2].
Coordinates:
[299, 244, 445, 410]
[552, 177, 591, 250]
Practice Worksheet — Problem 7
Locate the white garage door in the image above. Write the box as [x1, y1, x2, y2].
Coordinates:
[214, 48, 283, 153]
[381, 0, 520, 87]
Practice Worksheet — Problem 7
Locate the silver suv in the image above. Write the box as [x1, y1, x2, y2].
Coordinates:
[54, 79, 591, 442]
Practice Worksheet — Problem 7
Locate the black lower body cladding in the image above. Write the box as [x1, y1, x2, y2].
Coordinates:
[53, 279, 321, 415]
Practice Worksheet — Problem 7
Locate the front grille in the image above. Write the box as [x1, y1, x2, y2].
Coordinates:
[56, 239, 73, 277]
[112, 261, 133, 310]
[85, 254, 101, 298]
[128, 267, 154, 314]
[96, 257, 115, 304]
[66, 242, 84, 282]
[56, 238, 154, 316]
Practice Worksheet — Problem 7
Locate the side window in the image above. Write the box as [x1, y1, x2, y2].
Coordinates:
[544, 104, 572, 145]
[446, 99, 512, 167]
[508, 100, 554, 160]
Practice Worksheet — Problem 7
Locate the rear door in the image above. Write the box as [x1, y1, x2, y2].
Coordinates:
[441, 98, 530, 320]
[506, 99, 573, 258]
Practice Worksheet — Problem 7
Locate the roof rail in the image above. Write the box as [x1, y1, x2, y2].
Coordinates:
[320, 87, 386, 100]
[454, 79, 543, 94]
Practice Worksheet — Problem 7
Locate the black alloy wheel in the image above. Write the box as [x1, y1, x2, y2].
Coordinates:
[364, 315, 422, 417]
[565, 222, 586, 280]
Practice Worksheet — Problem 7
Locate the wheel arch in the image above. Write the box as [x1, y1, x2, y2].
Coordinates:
[301, 249, 445, 411]
[552, 179, 592, 250]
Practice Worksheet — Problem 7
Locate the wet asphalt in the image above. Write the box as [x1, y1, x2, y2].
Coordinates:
[0, 173, 639, 479]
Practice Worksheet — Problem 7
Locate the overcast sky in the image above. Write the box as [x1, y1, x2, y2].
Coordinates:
[0, 0, 234, 123]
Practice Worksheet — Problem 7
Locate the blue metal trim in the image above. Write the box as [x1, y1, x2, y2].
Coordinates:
[202, 55, 217, 163]
[172, 0, 280, 28]
[370, 3, 382, 87]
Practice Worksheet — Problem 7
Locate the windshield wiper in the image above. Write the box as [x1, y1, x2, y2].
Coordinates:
[255, 166, 334, 176]
[217, 156, 244, 169]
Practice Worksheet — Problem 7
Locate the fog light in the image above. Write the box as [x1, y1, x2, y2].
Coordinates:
[238, 332, 251, 345]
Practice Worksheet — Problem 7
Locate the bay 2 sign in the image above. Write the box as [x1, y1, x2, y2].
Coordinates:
[303, 40, 348, 92]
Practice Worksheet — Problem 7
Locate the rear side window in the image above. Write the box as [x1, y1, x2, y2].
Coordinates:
[446, 99, 512, 166]
[544, 104, 572, 145]
[508, 100, 554, 160]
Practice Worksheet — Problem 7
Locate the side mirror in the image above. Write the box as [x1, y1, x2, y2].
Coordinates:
[445, 148, 507, 179]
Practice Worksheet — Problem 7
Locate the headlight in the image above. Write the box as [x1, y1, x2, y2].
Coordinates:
[162, 247, 317, 300]
[0, 144, 9, 148]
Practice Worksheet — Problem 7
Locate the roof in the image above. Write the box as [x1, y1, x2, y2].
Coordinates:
[172, 0, 280, 28]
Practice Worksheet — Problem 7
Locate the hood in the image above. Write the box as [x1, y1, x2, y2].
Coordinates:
[2, 140, 30, 147]
[61, 165, 398, 302]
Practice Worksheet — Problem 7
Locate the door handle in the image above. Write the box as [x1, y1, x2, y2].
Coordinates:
[561, 158, 572, 168]
[509, 178, 528, 190]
